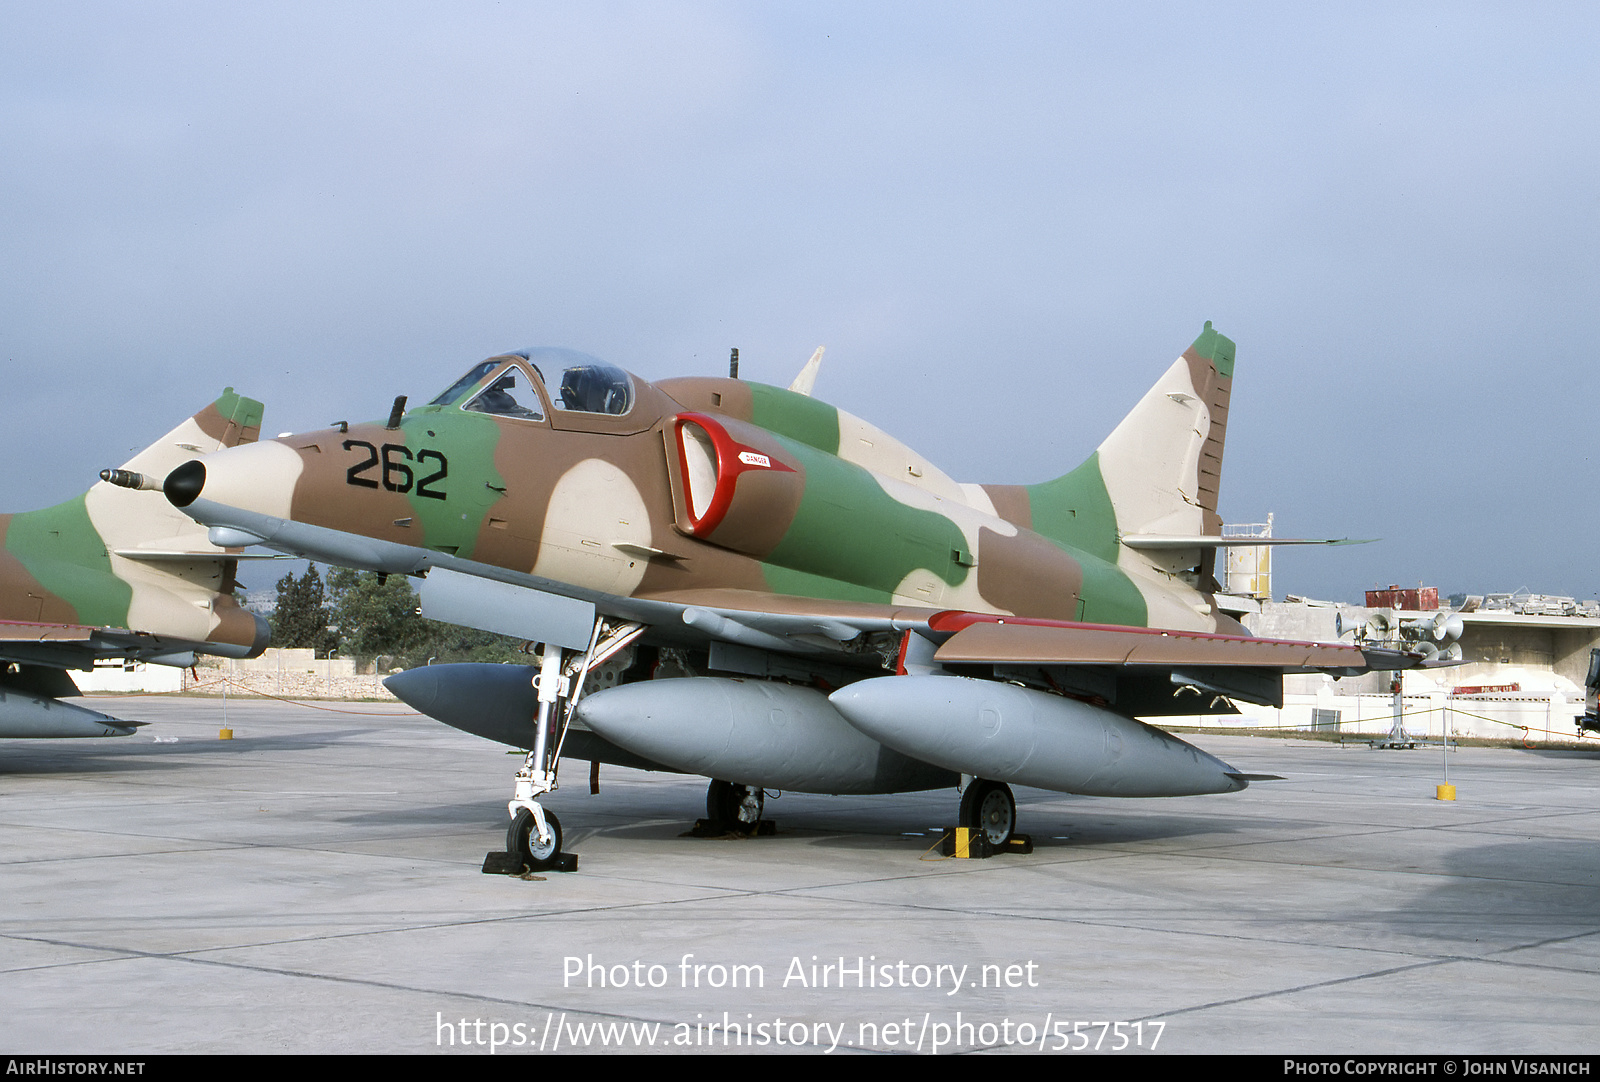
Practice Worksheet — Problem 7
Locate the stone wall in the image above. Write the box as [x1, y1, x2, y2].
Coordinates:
[185, 650, 397, 701]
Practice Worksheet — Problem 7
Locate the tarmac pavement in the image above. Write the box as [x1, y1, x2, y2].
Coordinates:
[3, 695, 1598, 1055]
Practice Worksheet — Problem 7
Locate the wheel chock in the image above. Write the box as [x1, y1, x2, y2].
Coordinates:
[941, 827, 990, 858]
[686, 818, 777, 838]
[482, 850, 579, 874]
[483, 851, 524, 874]
[940, 829, 1034, 858]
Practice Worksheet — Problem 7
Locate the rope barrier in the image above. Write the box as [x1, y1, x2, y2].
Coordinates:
[93, 675, 421, 717]
[1172, 698, 1583, 743]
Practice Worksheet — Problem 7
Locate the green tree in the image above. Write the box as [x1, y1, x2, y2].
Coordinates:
[324, 569, 523, 670]
[269, 564, 336, 655]
[410, 618, 525, 668]
[326, 567, 425, 660]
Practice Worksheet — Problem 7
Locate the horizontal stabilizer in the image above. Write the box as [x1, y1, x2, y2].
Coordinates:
[1120, 535, 1374, 550]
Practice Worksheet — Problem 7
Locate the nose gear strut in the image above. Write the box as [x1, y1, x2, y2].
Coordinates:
[493, 617, 647, 874]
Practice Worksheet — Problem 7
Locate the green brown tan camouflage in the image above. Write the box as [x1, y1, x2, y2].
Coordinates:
[0, 391, 270, 737]
[162, 325, 1408, 860]
[167, 327, 1242, 634]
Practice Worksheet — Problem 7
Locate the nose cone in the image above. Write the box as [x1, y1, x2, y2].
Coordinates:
[161, 440, 306, 523]
[164, 459, 206, 507]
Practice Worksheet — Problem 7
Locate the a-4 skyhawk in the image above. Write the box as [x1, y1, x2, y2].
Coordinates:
[163, 324, 1432, 867]
[0, 390, 270, 737]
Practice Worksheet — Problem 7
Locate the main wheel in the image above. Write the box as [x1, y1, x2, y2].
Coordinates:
[959, 780, 1016, 847]
[507, 807, 563, 870]
[706, 780, 764, 831]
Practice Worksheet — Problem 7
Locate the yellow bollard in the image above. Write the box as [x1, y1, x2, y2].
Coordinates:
[219, 728, 233, 740]
[1436, 783, 1455, 801]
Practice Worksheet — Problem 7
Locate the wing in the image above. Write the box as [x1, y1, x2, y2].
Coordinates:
[912, 610, 1453, 713]
[413, 566, 1437, 713]
[927, 611, 1380, 669]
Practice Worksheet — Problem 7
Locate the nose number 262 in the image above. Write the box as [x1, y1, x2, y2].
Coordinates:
[343, 440, 448, 500]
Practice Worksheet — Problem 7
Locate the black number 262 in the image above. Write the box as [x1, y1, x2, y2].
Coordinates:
[344, 440, 448, 500]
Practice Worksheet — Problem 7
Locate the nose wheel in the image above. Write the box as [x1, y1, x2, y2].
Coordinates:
[507, 807, 563, 871]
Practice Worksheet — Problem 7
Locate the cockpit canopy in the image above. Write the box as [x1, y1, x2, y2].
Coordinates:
[463, 366, 546, 421]
[429, 348, 635, 420]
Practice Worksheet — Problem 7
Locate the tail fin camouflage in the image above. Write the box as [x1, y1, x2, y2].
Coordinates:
[1023, 322, 1236, 600]
[83, 386, 268, 651]
[0, 388, 270, 737]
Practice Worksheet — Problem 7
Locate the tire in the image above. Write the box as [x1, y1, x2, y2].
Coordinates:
[959, 780, 1015, 847]
[706, 780, 764, 831]
[507, 807, 563, 870]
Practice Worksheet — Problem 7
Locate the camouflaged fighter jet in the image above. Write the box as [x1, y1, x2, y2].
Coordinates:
[163, 323, 1420, 867]
[0, 390, 271, 736]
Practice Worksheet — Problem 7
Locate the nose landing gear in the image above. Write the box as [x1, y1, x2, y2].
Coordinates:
[489, 618, 647, 876]
[507, 807, 563, 870]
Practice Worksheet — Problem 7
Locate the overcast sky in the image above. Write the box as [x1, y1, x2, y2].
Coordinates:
[3, 2, 1595, 603]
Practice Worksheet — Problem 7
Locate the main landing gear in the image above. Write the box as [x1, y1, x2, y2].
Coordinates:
[959, 779, 1016, 847]
[945, 778, 1030, 858]
[701, 779, 769, 835]
[495, 618, 647, 874]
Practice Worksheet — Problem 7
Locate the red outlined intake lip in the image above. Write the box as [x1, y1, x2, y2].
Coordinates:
[672, 412, 794, 537]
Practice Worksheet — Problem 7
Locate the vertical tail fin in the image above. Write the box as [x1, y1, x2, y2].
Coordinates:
[1026, 323, 1236, 586]
[1096, 321, 1234, 541]
[2, 389, 268, 646]
[117, 387, 264, 477]
[80, 389, 270, 651]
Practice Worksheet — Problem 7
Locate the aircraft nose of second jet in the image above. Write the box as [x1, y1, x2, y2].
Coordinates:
[159, 439, 306, 524]
[163, 459, 206, 508]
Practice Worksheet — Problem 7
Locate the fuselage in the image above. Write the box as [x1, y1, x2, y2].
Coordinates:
[0, 496, 267, 663]
[168, 350, 1232, 635]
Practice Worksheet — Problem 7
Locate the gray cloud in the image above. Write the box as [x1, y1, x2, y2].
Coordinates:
[3, 2, 1595, 601]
